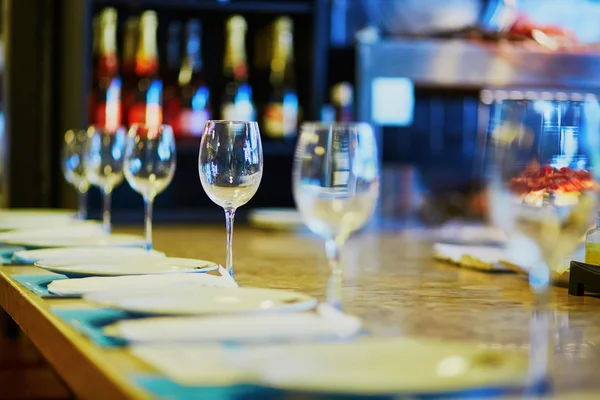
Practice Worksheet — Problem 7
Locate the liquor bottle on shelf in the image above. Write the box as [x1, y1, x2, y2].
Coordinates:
[163, 21, 182, 129]
[263, 17, 298, 139]
[121, 16, 139, 123]
[90, 7, 122, 132]
[331, 82, 354, 122]
[127, 10, 162, 129]
[177, 19, 210, 137]
[221, 15, 255, 122]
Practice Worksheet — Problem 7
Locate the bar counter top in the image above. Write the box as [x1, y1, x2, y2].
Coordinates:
[2, 224, 600, 399]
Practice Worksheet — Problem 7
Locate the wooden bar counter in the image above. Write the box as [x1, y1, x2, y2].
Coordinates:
[1, 224, 600, 399]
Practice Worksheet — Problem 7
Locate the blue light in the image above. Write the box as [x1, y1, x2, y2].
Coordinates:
[192, 87, 209, 111]
[146, 80, 163, 105]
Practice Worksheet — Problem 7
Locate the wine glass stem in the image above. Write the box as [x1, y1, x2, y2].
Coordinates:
[325, 239, 343, 310]
[102, 188, 111, 234]
[78, 190, 88, 221]
[144, 197, 153, 251]
[224, 208, 236, 278]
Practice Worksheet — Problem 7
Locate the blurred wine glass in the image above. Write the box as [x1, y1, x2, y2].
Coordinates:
[198, 120, 263, 277]
[84, 126, 126, 233]
[293, 122, 380, 309]
[62, 129, 90, 220]
[124, 124, 176, 251]
[487, 97, 600, 299]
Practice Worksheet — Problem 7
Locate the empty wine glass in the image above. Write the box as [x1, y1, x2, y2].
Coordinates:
[293, 122, 380, 309]
[198, 121, 263, 277]
[487, 97, 600, 302]
[84, 126, 126, 233]
[62, 129, 90, 220]
[124, 124, 176, 251]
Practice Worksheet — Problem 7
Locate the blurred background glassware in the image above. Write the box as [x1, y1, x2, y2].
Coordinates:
[293, 122, 380, 309]
[84, 126, 126, 233]
[198, 121, 263, 277]
[124, 124, 176, 251]
[361, 0, 517, 37]
[62, 129, 90, 220]
[486, 96, 600, 300]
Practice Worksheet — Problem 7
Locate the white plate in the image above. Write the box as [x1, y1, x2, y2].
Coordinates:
[86, 287, 317, 316]
[48, 267, 237, 296]
[0, 214, 89, 231]
[2, 233, 144, 248]
[236, 338, 529, 395]
[0, 208, 75, 217]
[12, 246, 166, 264]
[36, 256, 218, 278]
[248, 208, 304, 230]
[0, 224, 107, 242]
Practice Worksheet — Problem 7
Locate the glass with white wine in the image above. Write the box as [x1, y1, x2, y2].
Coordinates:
[488, 98, 600, 298]
[62, 129, 90, 220]
[198, 121, 263, 277]
[293, 122, 380, 309]
[124, 124, 176, 251]
[84, 126, 126, 233]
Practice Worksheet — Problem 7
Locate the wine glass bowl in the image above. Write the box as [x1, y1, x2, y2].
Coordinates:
[84, 125, 127, 232]
[62, 129, 90, 220]
[198, 120, 263, 276]
[293, 122, 380, 308]
[124, 124, 176, 199]
[487, 97, 600, 294]
[124, 124, 176, 251]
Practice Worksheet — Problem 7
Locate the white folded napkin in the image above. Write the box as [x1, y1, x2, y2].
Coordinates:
[105, 304, 361, 344]
[434, 242, 583, 284]
[433, 243, 512, 272]
[48, 266, 237, 296]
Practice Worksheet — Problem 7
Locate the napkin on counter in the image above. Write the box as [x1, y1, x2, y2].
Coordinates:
[104, 304, 361, 344]
[434, 242, 582, 286]
[47, 266, 237, 296]
[433, 243, 512, 272]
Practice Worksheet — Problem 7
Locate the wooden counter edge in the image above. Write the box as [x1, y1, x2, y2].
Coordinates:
[0, 270, 153, 400]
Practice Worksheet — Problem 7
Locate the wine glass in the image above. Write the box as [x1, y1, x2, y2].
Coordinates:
[62, 130, 90, 220]
[293, 122, 380, 309]
[198, 121, 263, 277]
[487, 97, 600, 300]
[84, 126, 126, 233]
[124, 124, 176, 251]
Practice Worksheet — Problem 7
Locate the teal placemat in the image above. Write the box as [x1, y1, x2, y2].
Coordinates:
[130, 374, 549, 400]
[0, 245, 27, 264]
[132, 375, 283, 400]
[12, 273, 69, 298]
[51, 307, 140, 348]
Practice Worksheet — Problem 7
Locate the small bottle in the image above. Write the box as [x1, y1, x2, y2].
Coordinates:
[128, 11, 162, 129]
[90, 7, 122, 132]
[585, 212, 600, 265]
[263, 17, 298, 139]
[221, 15, 255, 121]
[177, 19, 210, 137]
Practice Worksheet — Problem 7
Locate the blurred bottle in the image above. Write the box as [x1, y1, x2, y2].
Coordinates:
[163, 21, 182, 129]
[586, 213, 600, 265]
[263, 17, 298, 139]
[177, 19, 210, 137]
[331, 82, 354, 122]
[127, 11, 162, 128]
[221, 15, 255, 121]
[121, 16, 139, 123]
[90, 7, 122, 132]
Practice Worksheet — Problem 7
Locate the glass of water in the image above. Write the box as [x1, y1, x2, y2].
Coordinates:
[62, 129, 90, 220]
[84, 126, 126, 233]
[198, 121, 263, 277]
[124, 124, 176, 251]
[293, 122, 380, 309]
